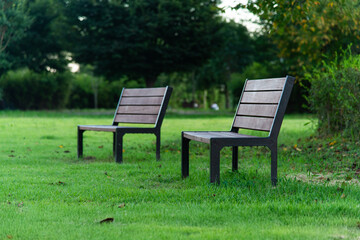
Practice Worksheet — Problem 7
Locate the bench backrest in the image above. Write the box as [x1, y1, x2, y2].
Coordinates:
[231, 76, 294, 138]
[112, 86, 172, 128]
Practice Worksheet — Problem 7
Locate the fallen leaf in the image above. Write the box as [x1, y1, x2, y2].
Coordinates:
[7, 235, 13, 239]
[118, 203, 125, 208]
[98, 145, 103, 148]
[351, 162, 357, 170]
[52, 181, 65, 186]
[341, 193, 346, 199]
[345, 176, 352, 181]
[329, 140, 336, 146]
[100, 217, 114, 224]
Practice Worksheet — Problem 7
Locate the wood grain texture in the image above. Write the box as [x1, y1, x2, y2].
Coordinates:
[241, 91, 282, 104]
[78, 125, 117, 132]
[122, 88, 166, 97]
[114, 114, 157, 124]
[233, 116, 274, 131]
[237, 104, 278, 117]
[117, 105, 161, 115]
[245, 78, 286, 91]
[183, 131, 254, 144]
[120, 97, 163, 105]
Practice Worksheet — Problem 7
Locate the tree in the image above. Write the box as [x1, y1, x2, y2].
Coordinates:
[6, 0, 69, 73]
[196, 20, 254, 108]
[238, 0, 360, 76]
[0, 0, 31, 74]
[63, 0, 222, 87]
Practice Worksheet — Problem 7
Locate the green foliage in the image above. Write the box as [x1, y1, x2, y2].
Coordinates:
[307, 49, 360, 138]
[68, 73, 144, 109]
[0, 0, 32, 74]
[7, 0, 69, 73]
[242, 0, 360, 77]
[63, 0, 222, 87]
[0, 68, 72, 109]
[196, 21, 254, 89]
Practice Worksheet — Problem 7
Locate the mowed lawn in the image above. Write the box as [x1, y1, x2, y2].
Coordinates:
[0, 111, 359, 239]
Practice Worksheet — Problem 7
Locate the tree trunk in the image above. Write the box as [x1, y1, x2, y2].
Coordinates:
[225, 84, 230, 109]
[203, 89, 208, 109]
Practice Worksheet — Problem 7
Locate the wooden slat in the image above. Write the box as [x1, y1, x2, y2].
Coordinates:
[245, 78, 286, 91]
[120, 97, 163, 105]
[241, 91, 282, 104]
[183, 131, 254, 144]
[114, 114, 157, 124]
[237, 104, 278, 117]
[233, 116, 274, 131]
[122, 88, 166, 97]
[78, 125, 117, 132]
[117, 105, 161, 115]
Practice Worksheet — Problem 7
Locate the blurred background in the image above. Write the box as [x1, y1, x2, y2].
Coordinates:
[0, 0, 359, 122]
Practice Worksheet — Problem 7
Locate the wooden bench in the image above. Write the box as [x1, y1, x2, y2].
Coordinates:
[181, 76, 294, 185]
[77, 86, 172, 163]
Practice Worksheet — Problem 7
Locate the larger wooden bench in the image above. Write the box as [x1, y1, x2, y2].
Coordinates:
[181, 76, 294, 185]
[78, 86, 172, 163]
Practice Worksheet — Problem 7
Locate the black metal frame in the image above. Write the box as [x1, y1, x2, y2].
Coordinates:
[181, 76, 295, 185]
[78, 86, 173, 163]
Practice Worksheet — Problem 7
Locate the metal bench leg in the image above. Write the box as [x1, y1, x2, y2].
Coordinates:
[232, 146, 238, 171]
[156, 132, 160, 161]
[270, 144, 278, 186]
[210, 141, 221, 185]
[115, 131, 124, 163]
[113, 132, 116, 157]
[77, 128, 84, 158]
[181, 134, 190, 178]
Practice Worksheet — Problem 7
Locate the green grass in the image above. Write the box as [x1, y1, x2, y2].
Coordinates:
[0, 111, 359, 239]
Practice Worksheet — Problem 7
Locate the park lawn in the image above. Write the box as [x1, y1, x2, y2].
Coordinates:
[0, 111, 359, 240]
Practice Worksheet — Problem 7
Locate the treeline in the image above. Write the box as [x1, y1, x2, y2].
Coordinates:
[0, 0, 359, 116]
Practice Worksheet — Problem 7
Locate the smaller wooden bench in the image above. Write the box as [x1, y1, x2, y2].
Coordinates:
[181, 76, 294, 185]
[77, 86, 172, 163]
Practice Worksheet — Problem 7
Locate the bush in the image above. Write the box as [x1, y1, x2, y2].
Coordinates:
[67, 73, 144, 109]
[307, 49, 360, 138]
[0, 69, 72, 109]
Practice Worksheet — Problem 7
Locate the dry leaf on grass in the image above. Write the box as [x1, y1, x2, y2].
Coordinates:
[100, 218, 114, 224]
